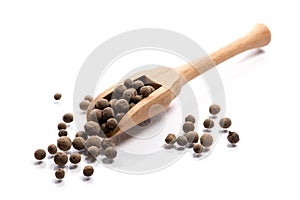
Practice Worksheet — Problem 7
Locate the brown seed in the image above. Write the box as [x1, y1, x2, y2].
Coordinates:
[112, 85, 127, 99]
[85, 135, 101, 148]
[96, 99, 109, 110]
[109, 99, 118, 110]
[84, 95, 93, 102]
[47, 144, 57, 154]
[103, 107, 115, 120]
[101, 138, 115, 150]
[227, 131, 240, 144]
[183, 121, 195, 133]
[148, 85, 155, 92]
[209, 104, 221, 115]
[185, 131, 199, 143]
[122, 88, 137, 102]
[124, 78, 134, 88]
[133, 80, 144, 90]
[219, 117, 232, 129]
[200, 134, 213, 148]
[140, 86, 152, 97]
[57, 122, 67, 130]
[132, 95, 142, 104]
[58, 129, 68, 137]
[115, 113, 125, 122]
[62, 113, 73, 123]
[83, 165, 94, 177]
[105, 147, 117, 159]
[72, 137, 85, 150]
[107, 118, 118, 129]
[75, 131, 88, 140]
[54, 93, 62, 100]
[100, 123, 109, 134]
[115, 99, 129, 113]
[57, 136, 72, 151]
[69, 153, 81, 164]
[88, 109, 102, 122]
[176, 136, 188, 146]
[87, 146, 100, 158]
[34, 149, 46, 160]
[185, 115, 195, 123]
[193, 144, 204, 154]
[84, 121, 101, 136]
[55, 168, 65, 179]
[54, 152, 68, 166]
[79, 100, 90, 111]
[203, 119, 214, 129]
[165, 134, 176, 144]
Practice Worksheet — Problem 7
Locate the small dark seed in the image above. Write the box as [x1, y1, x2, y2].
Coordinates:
[69, 153, 81, 164]
[107, 118, 118, 129]
[83, 165, 94, 177]
[165, 134, 176, 144]
[72, 137, 85, 150]
[55, 168, 65, 179]
[183, 122, 195, 133]
[34, 149, 46, 160]
[57, 136, 72, 151]
[47, 144, 57, 154]
[58, 129, 68, 137]
[57, 122, 67, 130]
[203, 119, 214, 129]
[54, 93, 62, 100]
[176, 136, 188, 146]
[84, 95, 93, 102]
[96, 99, 109, 109]
[185, 115, 195, 123]
[54, 152, 68, 166]
[209, 104, 221, 115]
[227, 131, 240, 144]
[185, 131, 199, 143]
[193, 144, 204, 154]
[200, 134, 213, 148]
[219, 117, 232, 129]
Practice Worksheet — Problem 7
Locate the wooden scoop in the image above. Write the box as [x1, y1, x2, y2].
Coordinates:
[87, 24, 271, 141]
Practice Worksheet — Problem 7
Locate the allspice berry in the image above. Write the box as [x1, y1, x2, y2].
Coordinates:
[83, 165, 94, 177]
[107, 118, 118, 129]
[88, 109, 102, 122]
[122, 88, 137, 102]
[193, 144, 204, 154]
[54, 93, 62, 100]
[132, 95, 142, 104]
[209, 104, 221, 115]
[102, 107, 115, 120]
[57, 122, 67, 130]
[185, 115, 195, 123]
[112, 85, 127, 99]
[69, 153, 81, 164]
[133, 80, 144, 90]
[75, 131, 88, 140]
[124, 78, 134, 88]
[47, 144, 57, 155]
[219, 117, 232, 129]
[79, 100, 90, 111]
[185, 131, 199, 143]
[57, 136, 72, 151]
[140, 86, 152, 97]
[115, 99, 129, 113]
[34, 149, 46, 160]
[183, 121, 195, 133]
[200, 134, 213, 148]
[87, 146, 100, 158]
[55, 168, 65, 179]
[105, 147, 117, 159]
[227, 131, 240, 144]
[96, 99, 109, 110]
[85, 135, 101, 148]
[109, 99, 118, 110]
[62, 113, 74, 123]
[203, 119, 214, 129]
[84, 95, 93, 102]
[72, 137, 85, 150]
[176, 136, 188, 146]
[165, 133, 176, 145]
[101, 138, 115, 150]
[84, 121, 100, 136]
[54, 152, 68, 166]
[115, 113, 125, 122]
[58, 129, 68, 137]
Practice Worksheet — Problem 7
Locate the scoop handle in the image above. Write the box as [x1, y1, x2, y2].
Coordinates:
[177, 24, 271, 81]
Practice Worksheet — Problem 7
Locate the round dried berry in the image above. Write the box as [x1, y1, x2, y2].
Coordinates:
[176, 136, 188, 146]
[193, 144, 204, 154]
[101, 138, 115, 150]
[83, 165, 94, 177]
[54, 152, 68, 166]
[75, 131, 88, 140]
[69, 153, 81, 164]
[84, 121, 101, 136]
[132, 95, 142, 104]
[165, 134, 176, 144]
[112, 85, 127, 99]
[85, 135, 101, 148]
[185, 115, 195, 123]
[140, 86, 152, 97]
[96, 99, 109, 109]
[209, 104, 221, 115]
[55, 168, 65, 179]
[34, 149, 46, 160]
[58, 129, 68, 137]
[183, 121, 195, 133]
[122, 88, 137, 102]
[87, 146, 100, 158]
[115, 99, 129, 113]
[115, 113, 125, 122]
[102, 107, 115, 120]
[219, 118, 232, 129]
[133, 80, 144, 90]
[227, 131, 240, 144]
[105, 147, 117, 159]
[84, 95, 93, 102]
[79, 100, 90, 111]
[57, 122, 67, 130]
[124, 78, 134, 88]
[203, 119, 214, 129]
[107, 118, 118, 129]
[72, 137, 85, 150]
[57, 136, 72, 151]
[200, 134, 213, 148]
[62, 113, 73, 123]
[54, 93, 62, 100]
[47, 144, 57, 155]
[185, 131, 199, 143]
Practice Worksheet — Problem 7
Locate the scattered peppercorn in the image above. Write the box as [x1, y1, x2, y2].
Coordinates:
[84, 121, 101, 136]
[200, 134, 213, 148]
[54, 152, 68, 166]
[101, 138, 115, 150]
[115, 113, 125, 122]
[87, 146, 100, 158]
[96, 99, 109, 109]
[55, 168, 65, 179]
[107, 118, 118, 129]
[176, 136, 188, 146]
[227, 131, 240, 144]
[69, 153, 81, 164]
[112, 85, 127, 99]
[185, 115, 195, 123]
[132, 95, 142, 104]
[185, 131, 199, 143]
[133, 80, 144, 90]
[85, 135, 101, 148]
[183, 121, 195, 133]
[88, 109, 102, 122]
[219, 117, 232, 129]
[109, 99, 118, 110]
[75, 131, 88, 140]
[102, 107, 115, 120]
[34, 149, 46, 160]
[122, 88, 137, 102]
[58, 129, 68, 137]
[209, 104, 221, 115]
[57, 136, 72, 151]
[165, 133, 176, 145]
[83, 165, 94, 177]
[140, 86, 152, 97]
[193, 144, 204, 154]
[115, 99, 129, 113]
[57, 122, 67, 130]
[47, 144, 57, 155]
[203, 119, 214, 129]
[79, 100, 90, 111]
[72, 137, 85, 150]
[54, 93, 62, 100]
[84, 95, 93, 102]
[105, 147, 117, 159]
[100, 123, 109, 134]
[62, 113, 73, 123]
[124, 78, 134, 88]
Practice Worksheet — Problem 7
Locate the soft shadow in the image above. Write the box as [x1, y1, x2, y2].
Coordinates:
[54, 179, 63, 184]
[69, 165, 78, 170]
[34, 161, 43, 165]
[219, 130, 228, 133]
[82, 177, 93, 182]
[237, 49, 265, 64]
[203, 129, 211, 133]
[48, 155, 54, 159]
[34, 161, 46, 169]
[203, 148, 210, 153]
[102, 158, 114, 164]
[54, 165, 67, 170]
[187, 143, 194, 148]
[209, 115, 217, 119]
[176, 146, 185, 151]
[227, 144, 237, 148]
[163, 144, 176, 150]
[193, 153, 202, 158]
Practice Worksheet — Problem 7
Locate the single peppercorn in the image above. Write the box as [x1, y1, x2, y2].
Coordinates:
[124, 78, 134, 88]
[115, 113, 125, 122]
[176, 136, 188, 146]
[69, 153, 81, 164]
[200, 133, 214, 148]
[107, 118, 118, 129]
[84, 121, 101, 136]
[34, 149, 46, 160]
[57, 136, 72, 151]
[58, 129, 68, 137]
[84, 95, 93, 102]
[115, 99, 129, 113]
[193, 144, 204, 154]
[219, 117, 232, 129]
[203, 119, 214, 129]
[85, 135, 101, 148]
[72, 137, 85, 150]
[79, 100, 90, 111]
[105, 147, 117, 159]
[165, 133, 176, 145]
[183, 121, 195, 133]
[88, 109, 102, 122]
[132, 95, 142, 104]
[209, 104, 221, 115]
[140, 86, 152, 97]
[47, 144, 57, 155]
[96, 99, 109, 109]
[112, 85, 127, 99]
[148, 85, 155, 92]
[185, 115, 195, 123]
[83, 165, 94, 177]
[100, 123, 109, 134]
[102, 107, 115, 120]
[75, 131, 88, 140]
[133, 80, 144, 90]
[122, 88, 137, 102]
[101, 138, 115, 150]
[55, 168, 65, 179]
[87, 146, 100, 158]
[62, 113, 73, 123]
[54, 93, 62, 100]
[54, 152, 68, 166]
[227, 131, 240, 144]
[57, 122, 67, 130]
[185, 131, 199, 143]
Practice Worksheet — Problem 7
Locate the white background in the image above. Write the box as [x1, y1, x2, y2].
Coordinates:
[1, 0, 300, 199]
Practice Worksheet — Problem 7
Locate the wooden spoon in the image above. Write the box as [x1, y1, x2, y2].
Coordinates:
[87, 24, 271, 141]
